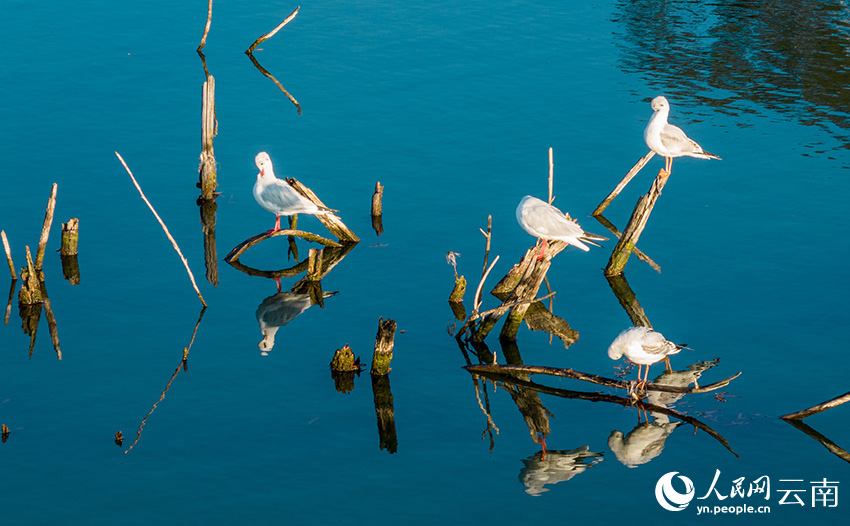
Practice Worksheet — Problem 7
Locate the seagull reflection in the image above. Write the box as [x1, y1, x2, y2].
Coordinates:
[519, 446, 603, 496]
[608, 420, 681, 468]
[608, 361, 718, 467]
[256, 290, 338, 355]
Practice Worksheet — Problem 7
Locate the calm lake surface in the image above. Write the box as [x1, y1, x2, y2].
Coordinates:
[1, 1, 848, 524]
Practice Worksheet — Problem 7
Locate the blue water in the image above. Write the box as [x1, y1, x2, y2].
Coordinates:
[1, 1, 848, 524]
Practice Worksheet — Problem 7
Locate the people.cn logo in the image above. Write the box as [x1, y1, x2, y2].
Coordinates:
[655, 472, 696, 511]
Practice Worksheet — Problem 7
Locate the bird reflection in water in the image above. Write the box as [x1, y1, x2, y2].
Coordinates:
[519, 446, 603, 496]
[608, 360, 719, 468]
[255, 290, 338, 355]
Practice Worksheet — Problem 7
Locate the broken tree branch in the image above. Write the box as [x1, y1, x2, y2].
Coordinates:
[781, 390, 850, 420]
[246, 6, 300, 54]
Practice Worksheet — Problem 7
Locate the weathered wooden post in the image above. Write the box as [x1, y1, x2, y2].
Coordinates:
[371, 317, 396, 375]
[593, 151, 655, 216]
[605, 172, 670, 276]
[198, 76, 217, 200]
[18, 246, 42, 305]
[59, 218, 81, 285]
[371, 181, 384, 236]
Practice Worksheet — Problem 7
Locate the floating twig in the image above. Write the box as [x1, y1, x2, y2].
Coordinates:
[1, 230, 16, 280]
[115, 152, 207, 307]
[35, 183, 57, 271]
[246, 6, 300, 54]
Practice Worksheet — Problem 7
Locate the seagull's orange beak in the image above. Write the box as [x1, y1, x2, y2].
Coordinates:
[260, 168, 265, 176]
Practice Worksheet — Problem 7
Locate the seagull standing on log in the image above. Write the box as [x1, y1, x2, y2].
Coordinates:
[607, 326, 687, 390]
[253, 152, 333, 232]
[644, 96, 721, 177]
[516, 195, 607, 260]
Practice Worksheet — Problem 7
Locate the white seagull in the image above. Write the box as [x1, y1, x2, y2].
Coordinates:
[253, 152, 333, 232]
[607, 326, 687, 390]
[516, 195, 607, 260]
[644, 96, 721, 177]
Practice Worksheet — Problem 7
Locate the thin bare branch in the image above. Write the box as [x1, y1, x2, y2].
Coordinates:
[115, 152, 207, 307]
[781, 390, 850, 420]
[246, 6, 300, 54]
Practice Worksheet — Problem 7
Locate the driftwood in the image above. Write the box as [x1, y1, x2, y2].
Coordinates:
[781, 390, 850, 420]
[464, 363, 741, 394]
[521, 301, 578, 348]
[246, 6, 300, 54]
[224, 229, 341, 264]
[228, 241, 354, 283]
[593, 151, 655, 215]
[371, 181, 383, 216]
[449, 276, 466, 303]
[605, 171, 670, 276]
[371, 318, 397, 376]
[34, 183, 57, 271]
[116, 152, 207, 307]
[2, 230, 16, 280]
[287, 178, 359, 242]
[466, 365, 739, 458]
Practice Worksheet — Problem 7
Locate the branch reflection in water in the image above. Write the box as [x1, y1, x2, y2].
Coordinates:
[123, 307, 206, 454]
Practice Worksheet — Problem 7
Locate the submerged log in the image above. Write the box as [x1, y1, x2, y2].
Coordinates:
[371, 318, 397, 376]
[605, 171, 670, 276]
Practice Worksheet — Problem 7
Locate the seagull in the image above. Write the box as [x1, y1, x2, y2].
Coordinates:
[607, 326, 687, 390]
[253, 152, 333, 232]
[644, 96, 721, 177]
[516, 195, 607, 260]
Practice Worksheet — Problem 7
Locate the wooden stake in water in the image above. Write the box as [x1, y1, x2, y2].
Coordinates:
[198, 76, 218, 200]
[371, 317, 397, 376]
[60, 218, 79, 256]
[115, 152, 207, 307]
[1, 230, 16, 280]
[35, 183, 57, 271]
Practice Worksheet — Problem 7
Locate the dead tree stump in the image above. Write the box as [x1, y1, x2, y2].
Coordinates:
[371, 318, 397, 376]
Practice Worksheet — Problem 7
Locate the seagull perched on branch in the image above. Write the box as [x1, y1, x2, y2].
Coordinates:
[644, 96, 721, 177]
[607, 326, 687, 390]
[253, 152, 334, 232]
[515, 195, 607, 260]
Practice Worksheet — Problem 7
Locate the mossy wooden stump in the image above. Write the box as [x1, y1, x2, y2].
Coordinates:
[330, 344, 362, 394]
[449, 275, 466, 303]
[18, 247, 42, 305]
[59, 218, 79, 256]
[605, 172, 669, 276]
[371, 318, 397, 376]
